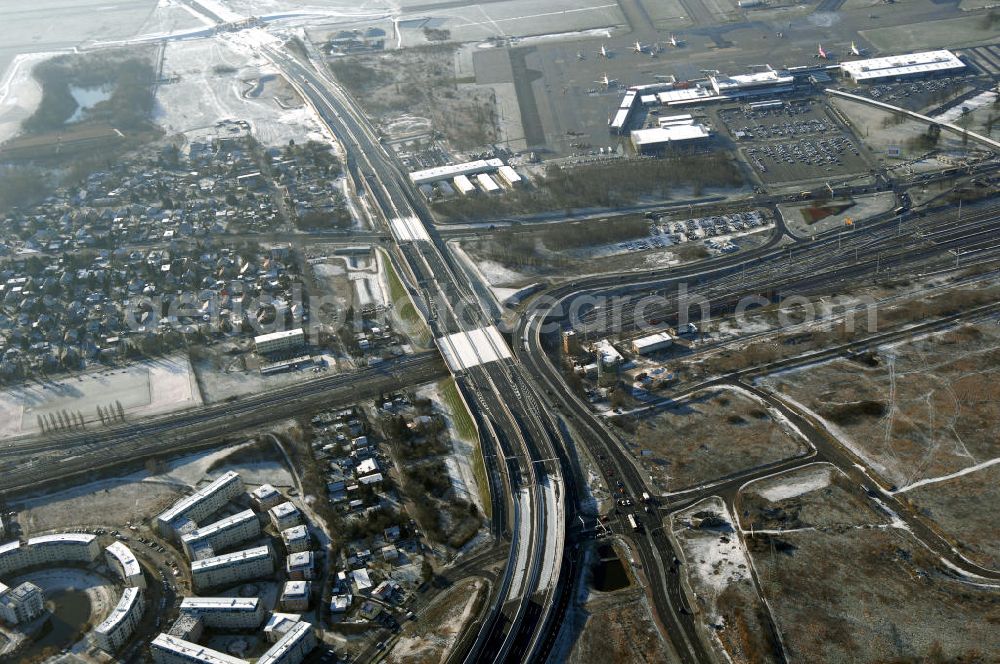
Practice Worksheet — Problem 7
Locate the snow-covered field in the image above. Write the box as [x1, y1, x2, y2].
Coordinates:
[0, 53, 49, 144]
[673, 497, 751, 595]
[749, 464, 833, 503]
[14, 442, 293, 534]
[154, 36, 327, 146]
[0, 354, 201, 439]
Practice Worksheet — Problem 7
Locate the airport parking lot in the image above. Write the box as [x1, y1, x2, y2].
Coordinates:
[719, 101, 838, 141]
[718, 100, 871, 184]
[849, 76, 972, 112]
[742, 136, 868, 184]
[605, 210, 771, 257]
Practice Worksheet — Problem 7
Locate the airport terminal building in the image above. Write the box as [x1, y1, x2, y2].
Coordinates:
[839, 50, 965, 83]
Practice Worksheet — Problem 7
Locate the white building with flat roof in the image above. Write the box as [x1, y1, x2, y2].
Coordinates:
[0, 581, 44, 625]
[840, 50, 965, 83]
[0, 534, 101, 575]
[408, 158, 503, 185]
[710, 69, 794, 95]
[105, 542, 145, 588]
[631, 331, 674, 355]
[281, 526, 311, 554]
[496, 165, 522, 188]
[190, 546, 273, 591]
[280, 581, 311, 612]
[269, 502, 303, 531]
[631, 123, 711, 154]
[92, 586, 144, 652]
[251, 484, 283, 511]
[595, 339, 624, 367]
[257, 620, 316, 664]
[286, 551, 315, 580]
[155, 472, 245, 538]
[150, 633, 246, 664]
[475, 172, 501, 193]
[263, 612, 301, 643]
[179, 597, 264, 629]
[254, 328, 305, 355]
[181, 510, 260, 560]
[453, 174, 476, 195]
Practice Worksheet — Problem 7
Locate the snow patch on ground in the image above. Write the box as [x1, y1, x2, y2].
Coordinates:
[895, 456, 1000, 494]
[753, 464, 833, 502]
[154, 35, 327, 146]
[0, 354, 201, 439]
[415, 381, 484, 516]
[0, 52, 54, 143]
[673, 496, 750, 595]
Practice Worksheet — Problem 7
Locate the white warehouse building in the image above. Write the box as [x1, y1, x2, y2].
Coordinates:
[408, 158, 503, 185]
[179, 597, 265, 629]
[92, 586, 145, 652]
[840, 50, 965, 83]
[181, 510, 260, 560]
[155, 471, 245, 538]
[631, 331, 675, 355]
[105, 542, 146, 588]
[190, 546, 273, 591]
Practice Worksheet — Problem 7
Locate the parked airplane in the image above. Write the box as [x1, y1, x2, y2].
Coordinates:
[849, 41, 863, 56]
[815, 43, 829, 59]
[595, 73, 617, 88]
[597, 43, 611, 58]
[632, 40, 645, 54]
[668, 34, 681, 47]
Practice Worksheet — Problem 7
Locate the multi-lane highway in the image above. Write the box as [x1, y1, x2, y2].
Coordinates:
[266, 46, 570, 663]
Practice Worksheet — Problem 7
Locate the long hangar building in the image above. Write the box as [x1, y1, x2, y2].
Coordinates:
[839, 50, 965, 83]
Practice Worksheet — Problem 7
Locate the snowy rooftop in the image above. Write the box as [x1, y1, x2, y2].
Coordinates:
[105, 541, 142, 578]
[27, 533, 96, 547]
[181, 596, 260, 611]
[182, 510, 257, 543]
[95, 587, 142, 635]
[257, 621, 313, 664]
[158, 471, 242, 525]
[632, 124, 711, 146]
[840, 50, 964, 81]
[191, 545, 271, 571]
[151, 633, 245, 664]
[409, 159, 504, 185]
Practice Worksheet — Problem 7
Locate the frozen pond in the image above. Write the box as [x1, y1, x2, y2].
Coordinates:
[67, 85, 113, 123]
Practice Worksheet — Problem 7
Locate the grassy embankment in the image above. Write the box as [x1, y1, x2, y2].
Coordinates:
[440, 377, 492, 520]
